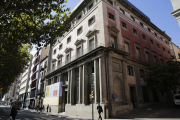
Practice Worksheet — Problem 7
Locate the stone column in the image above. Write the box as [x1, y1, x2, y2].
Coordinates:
[79, 66, 82, 104]
[99, 58, 103, 103]
[67, 71, 71, 104]
[70, 69, 75, 104]
[122, 61, 130, 104]
[82, 64, 87, 104]
[94, 59, 98, 103]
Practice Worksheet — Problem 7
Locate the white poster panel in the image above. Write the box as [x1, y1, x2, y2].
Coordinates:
[45, 82, 62, 98]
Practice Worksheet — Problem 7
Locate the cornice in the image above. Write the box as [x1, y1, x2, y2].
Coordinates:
[118, 0, 171, 41]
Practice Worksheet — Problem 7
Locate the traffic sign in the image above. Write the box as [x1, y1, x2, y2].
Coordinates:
[113, 94, 118, 99]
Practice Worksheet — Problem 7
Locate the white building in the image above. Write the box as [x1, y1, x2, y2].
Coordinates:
[171, 0, 180, 27]
[44, 0, 172, 118]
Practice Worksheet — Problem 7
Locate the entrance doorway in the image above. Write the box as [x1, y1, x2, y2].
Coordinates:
[130, 86, 137, 108]
[62, 91, 67, 112]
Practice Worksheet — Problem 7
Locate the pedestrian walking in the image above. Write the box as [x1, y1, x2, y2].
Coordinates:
[47, 104, 49, 112]
[49, 106, 51, 112]
[97, 104, 103, 120]
[10, 106, 17, 120]
[37, 105, 39, 112]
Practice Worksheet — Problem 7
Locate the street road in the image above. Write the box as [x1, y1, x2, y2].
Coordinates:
[0, 105, 66, 120]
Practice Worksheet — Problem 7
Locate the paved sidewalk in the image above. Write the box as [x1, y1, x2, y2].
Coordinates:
[25, 108, 92, 120]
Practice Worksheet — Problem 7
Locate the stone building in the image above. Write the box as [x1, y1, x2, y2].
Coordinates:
[170, 42, 180, 61]
[29, 46, 49, 108]
[44, 0, 172, 118]
[171, 0, 180, 27]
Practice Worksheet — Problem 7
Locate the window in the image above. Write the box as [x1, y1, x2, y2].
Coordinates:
[66, 54, 70, 63]
[160, 58, 164, 65]
[77, 14, 82, 20]
[122, 22, 127, 28]
[110, 35, 116, 48]
[89, 38, 95, 51]
[120, 8, 125, 14]
[154, 32, 157, 37]
[88, 2, 93, 10]
[157, 44, 160, 48]
[53, 49, 56, 54]
[160, 37, 163, 41]
[163, 47, 165, 52]
[88, 16, 95, 26]
[124, 42, 130, 53]
[127, 66, 134, 76]
[168, 51, 170, 54]
[133, 28, 137, 35]
[140, 22, 144, 28]
[131, 15, 135, 21]
[142, 34, 146, 40]
[77, 47, 82, 58]
[67, 36, 71, 44]
[148, 28, 151, 32]
[92, 67, 94, 73]
[140, 69, 145, 78]
[52, 64, 55, 70]
[145, 51, 150, 63]
[150, 39, 153, 44]
[154, 55, 157, 64]
[166, 41, 169, 44]
[58, 60, 61, 66]
[108, 13, 115, 20]
[136, 47, 141, 61]
[77, 27, 83, 35]
[107, 0, 113, 5]
[59, 44, 62, 50]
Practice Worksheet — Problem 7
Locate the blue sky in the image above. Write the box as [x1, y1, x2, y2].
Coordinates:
[128, 0, 180, 46]
[66, 0, 180, 46]
[31, 0, 180, 53]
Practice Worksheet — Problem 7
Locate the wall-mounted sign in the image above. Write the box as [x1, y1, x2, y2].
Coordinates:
[45, 82, 62, 98]
[113, 94, 118, 99]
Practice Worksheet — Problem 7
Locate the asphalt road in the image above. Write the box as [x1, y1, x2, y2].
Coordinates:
[0, 105, 66, 120]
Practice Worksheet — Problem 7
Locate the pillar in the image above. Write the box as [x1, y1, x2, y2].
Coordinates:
[99, 58, 103, 103]
[67, 71, 71, 104]
[82, 64, 87, 104]
[79, 66, 82, 104]
[94, 59, 99, 103]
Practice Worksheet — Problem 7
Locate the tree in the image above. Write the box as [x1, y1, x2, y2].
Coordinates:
[144, 61, 180, 107]
[0, 44, 33, 95]
[0, 0, 71, 46]
[0, 0, 71, 94]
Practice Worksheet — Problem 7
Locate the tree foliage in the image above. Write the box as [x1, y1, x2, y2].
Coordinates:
[144, 61, 180, 92]
[0, 0, 71, 94]
[0, 44, 33, 94]
[0, 0, 71, 46]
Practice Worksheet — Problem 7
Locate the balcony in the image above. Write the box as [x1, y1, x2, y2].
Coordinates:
[46, 42, 105, 75]
[108, 42, 127, 52]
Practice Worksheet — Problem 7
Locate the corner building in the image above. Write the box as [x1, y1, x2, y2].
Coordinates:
[44, 0, 172, 118]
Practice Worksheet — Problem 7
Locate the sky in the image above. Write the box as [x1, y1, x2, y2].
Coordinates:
[31, 0, 180, 53]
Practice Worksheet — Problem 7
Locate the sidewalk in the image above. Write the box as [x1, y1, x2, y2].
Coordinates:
[25, 108, 92, 120]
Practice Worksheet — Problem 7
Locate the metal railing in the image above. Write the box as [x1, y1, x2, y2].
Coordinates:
[46, 42, 105, 75]
[108, 42, 126, 52]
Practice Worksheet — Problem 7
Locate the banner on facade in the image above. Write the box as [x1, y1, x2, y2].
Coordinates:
[45, 82, 62, 98]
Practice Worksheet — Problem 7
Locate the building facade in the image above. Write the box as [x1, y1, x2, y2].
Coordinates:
[29, 47, 49, 108]
[170, 42, 180, 61]
[43, 0, 171, 118]
[171, 0, 180, 27]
